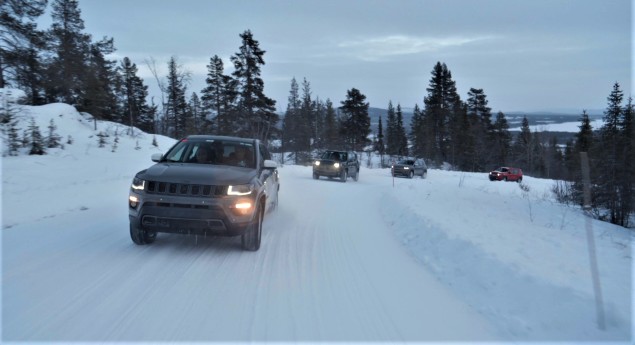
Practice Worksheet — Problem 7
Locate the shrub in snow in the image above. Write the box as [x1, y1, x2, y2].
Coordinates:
[28, 118, 45, 155]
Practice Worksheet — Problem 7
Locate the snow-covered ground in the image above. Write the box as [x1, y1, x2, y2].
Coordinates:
[1, 97, 633, 343]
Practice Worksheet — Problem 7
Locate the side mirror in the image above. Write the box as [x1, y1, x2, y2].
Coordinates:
[263, 159, 278, 169]
[151, 153, 163, 162]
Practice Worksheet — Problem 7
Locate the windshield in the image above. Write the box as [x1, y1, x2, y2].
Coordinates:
[163, 139, 255, 168]
[321, 151, 344, 161]
[398, 160, 415, 165]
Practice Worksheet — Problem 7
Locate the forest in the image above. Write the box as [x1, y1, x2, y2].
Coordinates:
[1, 0, 633, 227]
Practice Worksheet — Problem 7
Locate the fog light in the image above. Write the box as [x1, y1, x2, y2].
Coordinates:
[129, 195, 139, 208]
[231, 201, 253, 216]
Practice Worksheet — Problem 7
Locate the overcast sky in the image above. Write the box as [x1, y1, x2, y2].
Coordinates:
[46, 0, 632, 114]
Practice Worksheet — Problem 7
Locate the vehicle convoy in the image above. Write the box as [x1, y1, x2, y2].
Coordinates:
[489, 167, 523, 182]
[391, 158, 428, 178]
[128, 135, 279, 251]
[312, 150, 360, 182]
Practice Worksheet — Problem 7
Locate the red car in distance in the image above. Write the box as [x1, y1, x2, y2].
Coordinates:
[489, 167, 523, 182]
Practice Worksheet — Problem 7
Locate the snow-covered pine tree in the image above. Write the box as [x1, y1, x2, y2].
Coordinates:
[28, 118, 45, 155]
[47, 119, 61, 148]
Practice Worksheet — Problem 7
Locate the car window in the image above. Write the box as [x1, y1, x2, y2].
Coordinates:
[164, 141, 189, 162]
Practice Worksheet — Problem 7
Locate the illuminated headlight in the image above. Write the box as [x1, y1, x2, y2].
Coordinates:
[129, 195, 139, 208]
[314, 161, 320, 166]
[131, 177, 145, 191]
[334, 162, 340, 168]
[228, 184, 253, 196]
[230, 200, 254, 216]
[404, 167, 410, 170]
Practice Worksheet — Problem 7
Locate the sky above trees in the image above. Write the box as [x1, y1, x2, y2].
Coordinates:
[36, 0, 631, 114]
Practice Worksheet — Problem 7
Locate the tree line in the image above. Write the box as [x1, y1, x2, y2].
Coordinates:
[1, 0, 278, 141]
[2, 0, 632, 227]
[280, 62, 633, 227]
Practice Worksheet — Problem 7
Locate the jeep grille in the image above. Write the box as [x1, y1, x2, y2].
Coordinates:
[145, 180, 227, 197]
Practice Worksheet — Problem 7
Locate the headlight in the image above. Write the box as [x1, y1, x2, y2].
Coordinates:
[228, 184, 253, 196]
[314, 161, 320, 166]
[131, 177, 145, 191]
[129, 195, 139, 208]
[334, 162, 340, 168]
[404, 167, 410, 170]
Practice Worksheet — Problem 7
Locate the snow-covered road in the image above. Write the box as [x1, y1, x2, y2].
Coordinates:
[3, 164, 496, 342]
[2, 102, 632, 342]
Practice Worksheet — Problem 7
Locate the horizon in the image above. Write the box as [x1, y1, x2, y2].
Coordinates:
[33, 0, 633, 114]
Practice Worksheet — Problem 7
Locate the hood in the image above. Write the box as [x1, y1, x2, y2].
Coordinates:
[138, 163, 257, 185]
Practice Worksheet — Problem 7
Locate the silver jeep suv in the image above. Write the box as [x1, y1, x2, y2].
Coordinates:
[128, 135, 279, 251]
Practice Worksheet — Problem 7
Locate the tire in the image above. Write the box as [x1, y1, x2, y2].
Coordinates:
[517, 177, 523, 183]
[130, 223, 156, 245]
[340, 169, 347, 182]
[352, 167, 359, 181]
[422, 171, 427, 179]
[504, 176, 508, 182]
[313, 172, 319, 180]
[409, 171, 414, 179]
[241, 204, 263, 251]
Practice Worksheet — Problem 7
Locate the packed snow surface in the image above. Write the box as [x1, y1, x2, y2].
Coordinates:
[1, 98, 633, 343]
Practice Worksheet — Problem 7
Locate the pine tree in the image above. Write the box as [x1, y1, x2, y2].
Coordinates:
[200, 55, 236, 135]
[165, 56, 189, 138]
[395, 104, 408, 157]
[45, 0, 91, 105]
[187, 92, 206, 134]
[300, 78, 316, 150]
[0, 0, 47, 95]
[1, 93, 22, 155]
[409, 104, 425, 159]
[81, 38, 119, 121]
[512, 116, 532, 169]
[7, 118, 20, 155]
[27, 117, 44, 155]
[322, 99, 340, 149]
[230, 30, 277, 141]
[281, 77, 304, 163]
[466, 88, 493, 170]
[491, 111, 511, 167]
[618, 97, 635, 225]
[97, 131, 107, 148]
[46, 118, 61, 148]
[422, 62, 462, 164]
[376, 115, 385, 155]
[385, 101, 397, 155]
[339, 88, 370, 152]
[596, 82, 624, 225]
[121, 57, 152, 134]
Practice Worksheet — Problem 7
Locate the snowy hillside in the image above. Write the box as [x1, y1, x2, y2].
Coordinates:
[2, 99, 633, 342]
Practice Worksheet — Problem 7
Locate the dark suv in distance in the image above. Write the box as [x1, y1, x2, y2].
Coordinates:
[312, 150, 360, 182]
[391, 158, 428, 178]
[128, 135, 280, 251]
[489, 167, 523, 182]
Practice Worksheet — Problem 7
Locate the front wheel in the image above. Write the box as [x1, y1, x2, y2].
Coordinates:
[340, 169, 347, 182]
[241, 205, 263, 251]
[313, 172, 319, 180]
[409, 171, 414, 178]
[422, 171, 427, 179]
[352, 168, 359, 181]
[130, 223, 156, 245]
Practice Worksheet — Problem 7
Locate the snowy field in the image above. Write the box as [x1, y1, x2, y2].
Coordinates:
[1, 97, 633, 343]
